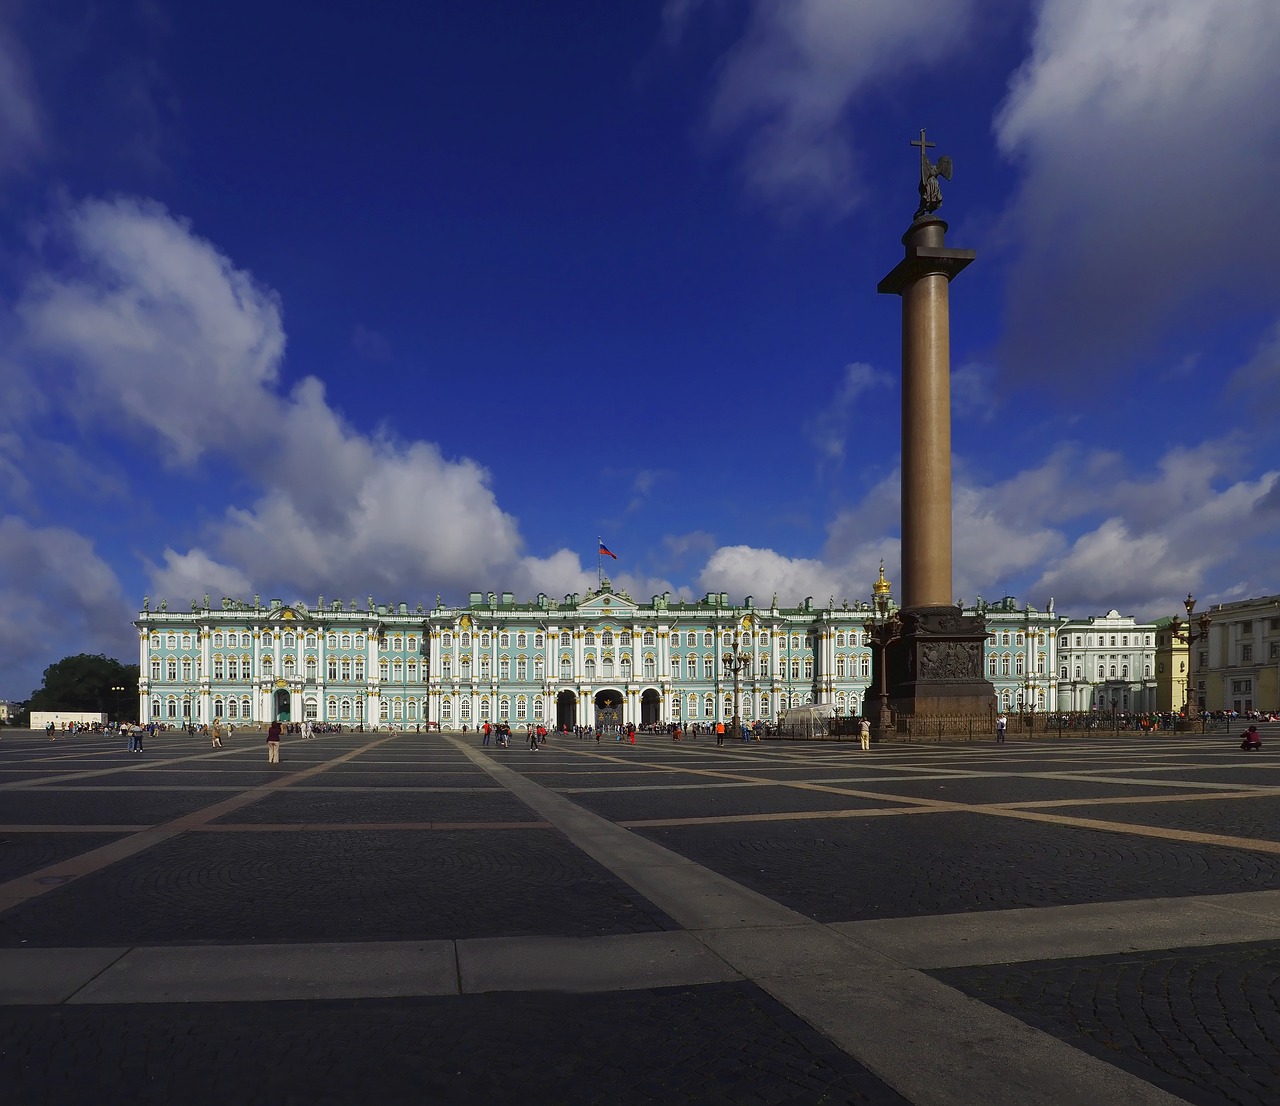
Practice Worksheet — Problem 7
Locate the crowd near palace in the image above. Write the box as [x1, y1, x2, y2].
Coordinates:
[131, 571, 1280, 731]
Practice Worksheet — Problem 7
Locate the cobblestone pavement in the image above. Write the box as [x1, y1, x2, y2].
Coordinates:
[5, 728, 1280, 1103]
[933, 942, 1280, 1106]
[1, 981, 908, 1106]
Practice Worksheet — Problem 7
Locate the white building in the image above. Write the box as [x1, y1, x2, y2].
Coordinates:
[1055, 610, 1158, 713]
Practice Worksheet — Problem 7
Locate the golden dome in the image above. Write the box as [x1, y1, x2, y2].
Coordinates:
[872, 560, 892, 597]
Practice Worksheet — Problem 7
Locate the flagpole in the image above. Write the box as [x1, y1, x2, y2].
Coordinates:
[597, 536, 603, 588]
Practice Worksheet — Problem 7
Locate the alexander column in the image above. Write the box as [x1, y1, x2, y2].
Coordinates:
[874, 131, 995, 729]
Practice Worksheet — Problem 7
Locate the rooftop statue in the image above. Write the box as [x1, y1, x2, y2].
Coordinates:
[912, 129, 953, 220]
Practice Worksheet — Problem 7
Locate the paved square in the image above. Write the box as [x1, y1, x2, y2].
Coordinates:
[4, 727, 1280, 1104]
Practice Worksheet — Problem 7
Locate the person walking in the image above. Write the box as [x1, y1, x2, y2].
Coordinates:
[859, 716, 871, 751]
[267, 719, 282, 763]
[211, 719, 224, 748]
[715, 721, 725, 746]
[303, 719, 314, 740]
[996, 713, 1007, 744]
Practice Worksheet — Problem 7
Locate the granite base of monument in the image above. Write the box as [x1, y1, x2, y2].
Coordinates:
[884, 606, 996, 740]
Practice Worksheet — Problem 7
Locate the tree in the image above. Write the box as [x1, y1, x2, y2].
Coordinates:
[27, 654, 140, 723]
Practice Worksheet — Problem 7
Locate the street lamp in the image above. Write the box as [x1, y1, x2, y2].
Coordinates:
[110, 684, 127, 723]
[864, 562, 902, 741]
[1169, 593, 1212, 731]
[721, 617, 753, 741]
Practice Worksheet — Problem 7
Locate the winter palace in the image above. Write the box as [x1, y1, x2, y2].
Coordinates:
[133, 574, 1166, 730]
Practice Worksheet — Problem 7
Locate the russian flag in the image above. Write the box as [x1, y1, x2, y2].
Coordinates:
[599, 542, 618, 560]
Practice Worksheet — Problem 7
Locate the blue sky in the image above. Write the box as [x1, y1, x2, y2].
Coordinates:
[2, 0, 1279, 700]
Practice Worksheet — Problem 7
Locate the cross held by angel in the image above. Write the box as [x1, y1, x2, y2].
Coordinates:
[912, 129, 952, 220]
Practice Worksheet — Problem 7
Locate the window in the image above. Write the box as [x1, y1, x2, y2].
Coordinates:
[500, 634, 510, 648]
[262, 654, 273, 676]
[704, 694, 714, 717]
[380, 659, 389, 681]
[214, 656, 225, 680]
[480, 656, 490, 679]
[620, 656, 632, 679]
[836, 632, 846, 647]
[1001, 632, 1010, 646]
[860, 656, 869, 678]
[643, 632, 655, 647]
[284, 656, 296, 678]
[1001, 656, 1010, 676]
[671, 656, 681, 678]
[151, 658, 161, 681]
[392, 660, 403, 681]
[441, 656, 452, 678]
[341, 658, 352, 680]
[1122, 664, 1129, 678]
[306, 656, 317, 679]
[354, 659, 365, 681]
[341, 634, 351, 649]
[442, 699, 453, 722]
[989, 656, 998, 676]
[803, 658, 813, 679]
[1015, 656, 1024, 677]
[328, 658, 337, 680]
[283, 632, 296, 648]
[517, 657, 527, 680]
[687, 632, 696, 646]
[227, 657, 238, 681]
[516, 696, 527, 720]
[151, 634, 161, 649]
[644, 655, 655, 679]
[1061, 666, 1068, 679]
[560, 656, 571, 679]
[164, 659, 177, 682]
[561, 632, 571, 647]
[836, 656, 846, 678]
[182, 659, 192, 680]
[1243, 644, 1254, 663]
[790, 660, 800, 679]
[166, 633, 176, 649]
[584, 657, 595, 679]
[704, 657, 714, 679]
[213, 633, 224, 647]
[499, 658, 510, 680]
[517, 633, 527, 648]
[601, 631, 613, 646]
[584, 631, 596, 645]
[1241, 621, 1253, 634]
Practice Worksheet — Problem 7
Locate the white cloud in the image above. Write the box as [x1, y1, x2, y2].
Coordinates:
[13, 196, 557, 606]
[685, 0, 975, 211]
[0, 516, 133, 698]
[994, 0, 1280, 376]
[804, 361, 892, 467]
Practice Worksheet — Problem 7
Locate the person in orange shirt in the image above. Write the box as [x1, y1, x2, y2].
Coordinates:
[715, 721, 725, 746]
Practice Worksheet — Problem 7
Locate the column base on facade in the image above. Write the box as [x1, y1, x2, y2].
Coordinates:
[884, 606, 996, 739]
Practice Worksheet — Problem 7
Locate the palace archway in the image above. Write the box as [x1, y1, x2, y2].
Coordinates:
[640, 688, 661, 727]
[274, 688, 291, 722]
[594, 689, 623, 733]
[556, 690, 577, 732]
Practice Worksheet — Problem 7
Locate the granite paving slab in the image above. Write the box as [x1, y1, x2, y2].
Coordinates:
[566, 784, 899, 823]
[847, 774, 1203, 804]
[1037, 795, 1280, 842]
[638, 811, 1280, 922]
[0, 832, 128, 882]
[933, 941, 1280, 1106]
[0, 791, 235, 826]
[0, 981, 909, 1106]
[0, 829, 677, 946]
[213, 789, 539, 824]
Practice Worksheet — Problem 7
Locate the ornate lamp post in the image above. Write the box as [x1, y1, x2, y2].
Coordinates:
[1169, 593, 1212, 731]
[110, 684, 128, 724]
[721, 617, 753, 741]
[864, 563, 903, 740]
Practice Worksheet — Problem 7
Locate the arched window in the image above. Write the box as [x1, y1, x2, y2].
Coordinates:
[516, 696, 527, 720]
[442, 699, 453, 721]
[704, 693, 714, 717]
[283, 633, 296, 648]
[643, 655, 655, 679]
[585, 631, 596, 645]
[380, 701, 389, 722]
[860, 656, 869, 678]
[516, 656, 528, 680]
[283, 655, 296, 677]
[643, 631, 655, 647]
[560, 656, 571, 678]
[227, 699, 238, 719]
[442, 656, 452, 678]
[533, 657, 544, 680]
[306, 656, 317, 679]
[480, 656, 491, 679]
[585, 657, 596, 679]
[1015, 656, 1024, 676]
[354, 658, 365, 681]
[836, 656, 846, 678]
[517, 633, 527, 648]
[460, 699, 471, 721]
[151, 658, 161, 681]
[499, 657, 510, 680]
[327, 657, 337, 680]
[213, 698, 224, 718]
[500, 634, 510, 648]
[561, 632, 571, 647]
[601, 631, 613, 646]
[392, 660, 403, 680]
[620, 655, 632, 679]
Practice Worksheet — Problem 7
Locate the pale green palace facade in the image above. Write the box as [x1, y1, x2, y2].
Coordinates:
[134, 581, 1068, 730]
